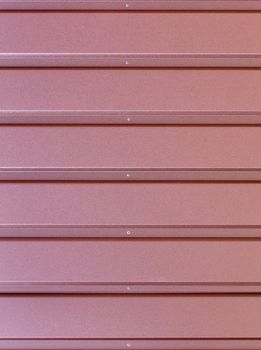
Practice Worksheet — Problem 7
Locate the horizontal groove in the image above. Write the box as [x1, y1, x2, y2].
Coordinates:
[2, 225, 261, 237]
[2, 169, 261, 181]
[2, 54, 261, 67]
[2, 111, 261, 124]
[2, 282, 261, 294]
[1, 0, 261, 10]
[2, 338, 261, 350]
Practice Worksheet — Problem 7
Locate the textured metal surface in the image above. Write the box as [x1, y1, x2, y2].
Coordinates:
[1, 0, 261, 10]
[2, 126, 261, 181]
[1, 12, 261, 67]
[1, 5, 260, 345]
[1, 183, 261, 237]
[1, 295, 261, 339]
[2, 69, 261, 124]
[1, 239, 261, 293]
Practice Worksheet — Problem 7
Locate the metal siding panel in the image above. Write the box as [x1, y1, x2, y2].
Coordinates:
[1, 295, 261, 339]
[1, 69, 261, 124]
[1, 240, 261, 293]
[2, 126, 261, 181]
[1, 13, 261, 67]
[1, 0, 261, 10]
[1, 183, 261, 237]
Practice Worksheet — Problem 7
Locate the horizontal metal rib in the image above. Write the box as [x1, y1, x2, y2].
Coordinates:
[2, 225, 261, 238]
[3, 168, 261, 181]
[2, 54, 261, 68]
[3, 282, 261, 293]
[1, 0, 261, 10]
[2, 339, 261, 350]
[2, 111, 261, 125]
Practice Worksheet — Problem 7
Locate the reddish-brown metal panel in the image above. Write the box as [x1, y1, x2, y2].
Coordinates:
[1, 295, 261, 339]
[1, 0, 261, 10]
[1, 12, 261, 67]
[1, 183, 261, 237]
[1, 69, 261, 124]
[1, 239, 261, 293]
[2, 126, 261, 181]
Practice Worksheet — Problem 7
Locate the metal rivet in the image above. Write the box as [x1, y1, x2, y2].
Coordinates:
[127, 230, 131, 235]
[127, 117, 131, 122]
[125, 3, 129, 7]
[126, 173, 130, 177]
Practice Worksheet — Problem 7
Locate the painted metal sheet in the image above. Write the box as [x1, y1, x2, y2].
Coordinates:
[1, 69, 261, 124]
[2, 126, 261, 181]
[1, 239, 261, 293]
[1, 12, 261, 67]
[1, 295, 261, 346]
[1, 183, 261, 237]
[0, 0, 261, 10]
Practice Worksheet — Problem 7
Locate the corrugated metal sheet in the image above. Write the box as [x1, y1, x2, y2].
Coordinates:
[1, 1, 261, 348]
[1, 12, 261, 67]
[1, 239, 261, 293]
[2, 69, 261, 124]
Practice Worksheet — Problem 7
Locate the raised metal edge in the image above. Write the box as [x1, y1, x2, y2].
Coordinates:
[1, 339, 261, 350]
[1, 111, 261, 124]
[1, 168, 261, 181]
[1, 54, 261, 67]
[2, 282, 261, 293]
[1, 0, 261, 10]
[1, 225, 261, 237]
